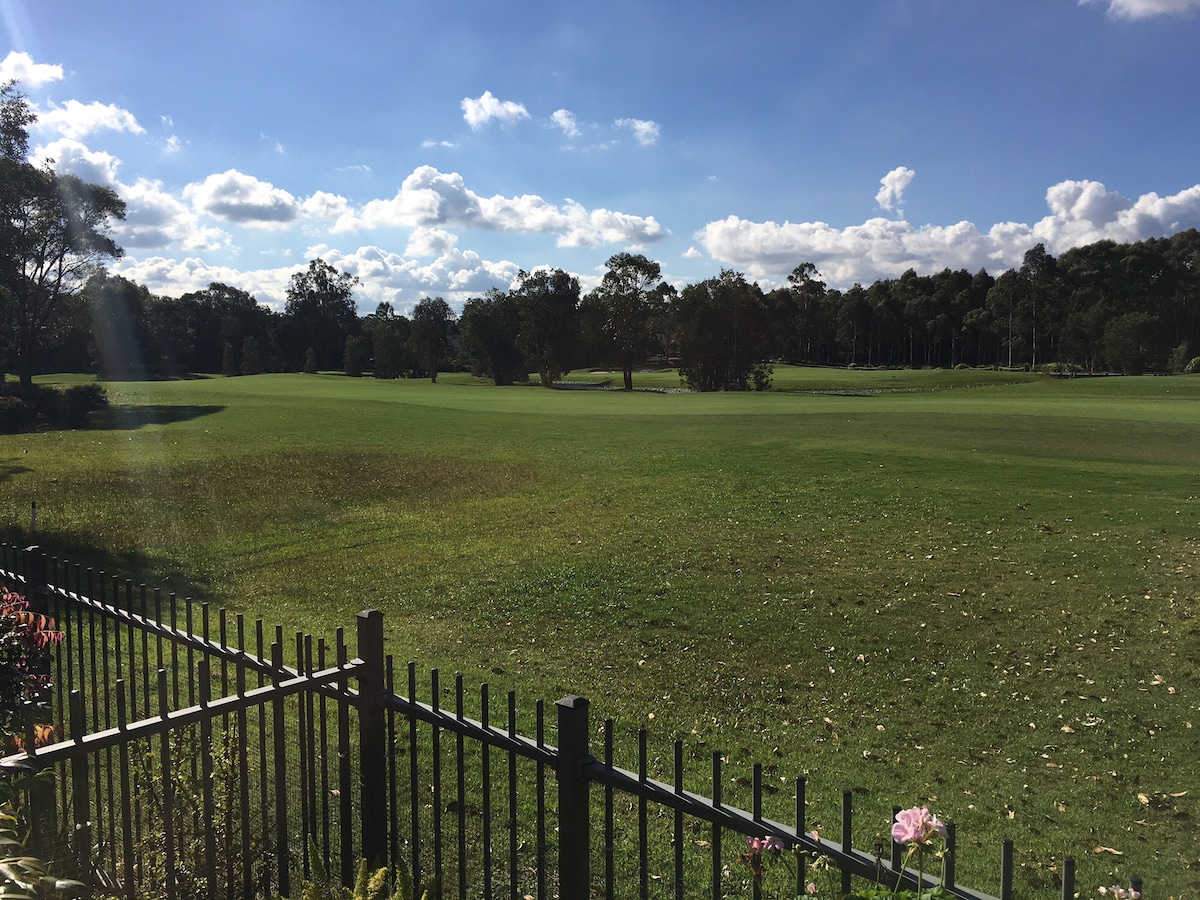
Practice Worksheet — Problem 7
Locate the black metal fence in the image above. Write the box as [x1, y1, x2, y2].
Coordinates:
[0, 544, 1130, 899]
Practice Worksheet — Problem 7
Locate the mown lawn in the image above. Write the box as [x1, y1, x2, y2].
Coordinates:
[2, 368, 1198, 894]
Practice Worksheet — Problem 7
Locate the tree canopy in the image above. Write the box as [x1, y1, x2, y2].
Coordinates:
[1, 81, 126, 388]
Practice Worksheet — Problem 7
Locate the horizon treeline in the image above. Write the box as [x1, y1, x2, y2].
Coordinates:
[10, 229, 1200, 390]
[4, 80, 1200, 391]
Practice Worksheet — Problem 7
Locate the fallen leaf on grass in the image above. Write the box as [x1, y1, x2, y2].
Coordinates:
[1093, 846, 1124, 855]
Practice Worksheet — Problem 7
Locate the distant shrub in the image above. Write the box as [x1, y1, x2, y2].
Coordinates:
[0, 384, 108, 432]
[750, 362, 773, 392]
[1168, 342, 1191, 373]
[61, 383, 108, 427]
[1041, 362, 1081, 376]
[1185, 356, 1200, 375]
[0, 395, 32, 433]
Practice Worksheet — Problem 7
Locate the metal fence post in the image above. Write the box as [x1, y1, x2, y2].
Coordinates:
[357, 609, 387, 869]
[556, 694, 591, 899]
[20, 545, 56, 845]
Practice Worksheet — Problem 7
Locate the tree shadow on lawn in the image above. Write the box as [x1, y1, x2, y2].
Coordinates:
[0, 464, 34, 483]
[90, 404, 225, 431]
[3, 527, 215, 609]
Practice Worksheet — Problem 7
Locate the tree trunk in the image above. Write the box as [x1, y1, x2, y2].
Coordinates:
[623, 365, 633, 391]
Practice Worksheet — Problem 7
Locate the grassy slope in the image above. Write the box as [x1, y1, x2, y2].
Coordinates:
[3, 368, 1198, 893]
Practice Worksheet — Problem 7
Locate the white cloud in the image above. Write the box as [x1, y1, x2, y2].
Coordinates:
[117, 178, 230, 251]
[615, 118, 660, 146]
[302, 243, 523, 313]
[876, 166, 915, 214]
[404, 227, 458, 258]
[461, 91, 530, 129]
[184, 169, 300, 227]
[695, 178, 1200, 288]
[113, 255, 295, 306]
[421, 139, 457, 149]
[33, 138, 121, 185]
[1080, 0, 1200, 18]
[325, 165, 667, 248]
[35, 137, 228, 251]
[34, 99, 144, 139]
[0, 51, 62, 86]
[301, 190, 353, 224]
[259, 133, 285, 154]
[551, 109, 581, 138]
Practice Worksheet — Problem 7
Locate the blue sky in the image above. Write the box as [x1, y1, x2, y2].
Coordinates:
[3, 0, 1200, 314]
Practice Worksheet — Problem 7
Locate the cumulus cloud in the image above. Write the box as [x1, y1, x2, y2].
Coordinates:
[33, 138, 121, 185]
[615, 118, 660, 146]
[35, 138, 228, 251]
[117, 178, 230, 251]
[695, 177, 1200, 288]
[876, 166, 915, 214]
[184, 169, 300, 227]
[113, 255, 295, 306]
[300, 243, 523, 313]
[461, 91, 530, 129]
[0, 51, 62, 86]
[34, 99, 144, 139]
[323, 165, 667, 248]
[1080, 0, 1200, 18]
[404, 227, 458, 258]
[301, 190, 353, 224]
[551, 109, 581, 138]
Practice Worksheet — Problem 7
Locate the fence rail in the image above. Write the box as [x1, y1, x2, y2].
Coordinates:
[0, 544, 1131, 899]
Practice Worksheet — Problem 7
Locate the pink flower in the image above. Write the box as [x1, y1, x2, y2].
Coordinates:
[746, 835, 784, 855]
[892, 806, 948, 846]
[806, 883, 818, 895]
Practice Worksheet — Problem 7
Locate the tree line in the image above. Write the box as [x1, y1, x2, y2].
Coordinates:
[4, 80, 1200, 392]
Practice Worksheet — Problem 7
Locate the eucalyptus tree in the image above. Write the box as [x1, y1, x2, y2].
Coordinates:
[513, 268, 580, 388]
[408, 296, 454, 382]
[459, 289, 525, 385]
[587, 253, 666, 390]
[284, 258, 359, 370]
[673, 269, 770, 391]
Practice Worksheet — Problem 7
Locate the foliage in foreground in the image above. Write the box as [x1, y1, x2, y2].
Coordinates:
[0, 774, 82, 899]
[279, 838, 438, 900]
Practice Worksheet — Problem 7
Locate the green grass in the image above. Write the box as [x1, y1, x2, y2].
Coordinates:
[4, 368, 1199, 894]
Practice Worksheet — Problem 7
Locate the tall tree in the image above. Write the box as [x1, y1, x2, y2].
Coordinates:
[513, 268, 580, 388]
[84, 274, 154, 379]
[408, 296, 454, 383]
[0, 82, 126, 388]
[587, 253, 665, 390]
[1018, 243, 1060, 369]
[459, 290, 525, 385]
[673, 270, 770, 391]
[283, 258, 358, 370]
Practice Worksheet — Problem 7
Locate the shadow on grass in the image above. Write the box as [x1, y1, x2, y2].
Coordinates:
[91, 404, 225, 431]
[0, 464, 34, 483]
[2, 527, 214, 608]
